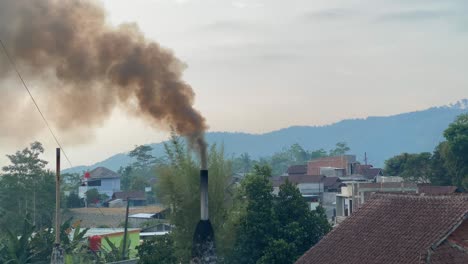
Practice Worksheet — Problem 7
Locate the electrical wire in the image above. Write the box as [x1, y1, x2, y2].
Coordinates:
[0, 38, 73, 168]
[1, 39, 126, 231]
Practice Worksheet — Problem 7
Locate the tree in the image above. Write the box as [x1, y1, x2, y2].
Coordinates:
[238, 153, 253, 174]
[130, 175, 148, 191]
[384, 153, 409, 176]
[85, 188, 100, 205]
[329, 142, 350, 156]
[66, 192, 83, 208]
[258, 239, 296, 264]
[443, 113, 468, 188]
[288, 143, 309, 164]
[429, 142, 452, 186]
[309, 148, 328, 159]
[229, 170, 276, 264]
[228, 169, 331, 264]
[0, 142, 55, 232]
[384, 153, 432, 183]
[275, 180, 330, 257]
[269, 180, 331, 263]
[136, 234, 177, 264]
[156, 135, 233, 262]
[384, 114, 468, 188]
[61, 173, 82, 192]
[253, 164, 272, 178]
[269, 149, 292, 176]
[129, 145, 156, 168]
[118, 165, 133, 191]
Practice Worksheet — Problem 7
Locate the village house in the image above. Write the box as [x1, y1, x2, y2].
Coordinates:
[296, 193, 468, 264]
[289, 155, 384, 181]
[80, 167, 121, 198]
[275, 156, 384, 218]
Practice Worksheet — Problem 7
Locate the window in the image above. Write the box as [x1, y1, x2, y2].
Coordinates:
[87, 179, 101, 186]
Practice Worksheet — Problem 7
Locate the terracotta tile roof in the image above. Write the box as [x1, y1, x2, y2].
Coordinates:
[359, 182, 418, 190]
[322, 177, 344, 190]
[418, 185, 459, 195]
[89, 167, 120, 179]
[287, 165, 307, 175]
[353, 164, 383, 179]
[296, 194, 468, 264]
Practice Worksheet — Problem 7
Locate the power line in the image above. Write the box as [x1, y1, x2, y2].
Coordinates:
[1, 39, 122, 231]
[0, 39, 73, 168]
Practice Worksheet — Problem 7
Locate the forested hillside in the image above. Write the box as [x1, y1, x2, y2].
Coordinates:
[65, 100, 468, 173]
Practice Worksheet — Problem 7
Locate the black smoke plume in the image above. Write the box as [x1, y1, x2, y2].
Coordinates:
[0, 0, 207, 166]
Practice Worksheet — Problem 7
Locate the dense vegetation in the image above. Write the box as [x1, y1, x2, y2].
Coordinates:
[232, 141, 350, 176]
[384, 114, 468, 188]
[0, 142, 55, 233]
[1, 114, 465, 263]
[149, 136, 331, 263]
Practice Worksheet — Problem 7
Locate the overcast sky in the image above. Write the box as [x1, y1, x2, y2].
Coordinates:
[1, 0, 467, 168]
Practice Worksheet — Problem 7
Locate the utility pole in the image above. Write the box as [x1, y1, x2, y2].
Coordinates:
[51, 148, 64, 264]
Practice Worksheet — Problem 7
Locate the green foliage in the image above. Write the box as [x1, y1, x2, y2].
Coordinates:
[0, 142, 55, 233]
[118, 166, 133, 191]
[229, 172, 276, 264]
[253, 164, 272, 177]
[384, 152, 432, 183]
[443, 113, 468, 188]
[125, 167, 154, 192]
[66, 192, 83, 208]
[0, 216, 40, 264]
[232, 142, 349, 176]
[129, 145, 157, 168]
[228, 172, 331, 264]
[85, 188, 100, 205]
[384, 114, 468, 188]
[329, 142, 350, 157]
[156, 134, 234, 262]
[101, 236, 131, 262]
[275, 180, 331, 257]
[232, 153, 253, 174]
[0, 216, 94, 264]
[257, 239, 296, 264]
[130, 175, 149, 191]
[136, 234, 177, 264]
[118, 144, 165, 193]
[444, 114, 468, 158]
[61, 173, 82, 192]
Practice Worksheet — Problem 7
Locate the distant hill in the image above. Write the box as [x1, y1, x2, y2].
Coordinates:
[63, 99, 468, 174]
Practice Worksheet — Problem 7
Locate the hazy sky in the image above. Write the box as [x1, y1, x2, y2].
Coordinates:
[1, 0, 467, 168]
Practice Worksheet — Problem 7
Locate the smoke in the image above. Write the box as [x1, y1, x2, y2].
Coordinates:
[0, 0, 207, 167]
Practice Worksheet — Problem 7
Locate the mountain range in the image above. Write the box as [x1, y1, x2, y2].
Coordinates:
[64, 99, 468, 174]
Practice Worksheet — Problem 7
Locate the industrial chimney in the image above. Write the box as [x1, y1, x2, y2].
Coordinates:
[191, 169, 217, 263]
